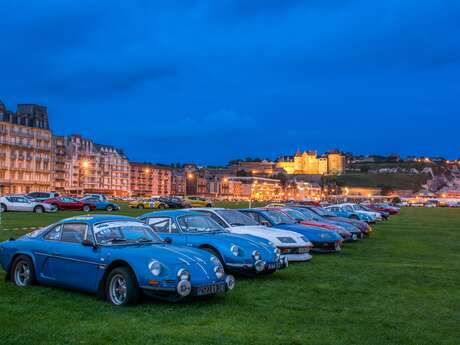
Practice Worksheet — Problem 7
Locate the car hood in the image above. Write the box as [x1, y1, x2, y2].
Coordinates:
[102, 243, 213, 266]
[273, 224, 342, 242]
[228, 225, 309, 246]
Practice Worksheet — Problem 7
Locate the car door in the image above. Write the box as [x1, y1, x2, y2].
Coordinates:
[15, 196, 34, 211]
[45, 223, 100, 292]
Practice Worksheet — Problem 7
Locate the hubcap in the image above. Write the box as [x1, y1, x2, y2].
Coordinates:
[109, 274, 128, 305]
[15, 262, 31, 286]
[36, 207, 43, 213]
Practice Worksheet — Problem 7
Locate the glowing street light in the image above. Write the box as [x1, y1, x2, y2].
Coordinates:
[187, 173, 194, 179]
[145, 168, 150, 173]
[82, 160, 89, 168]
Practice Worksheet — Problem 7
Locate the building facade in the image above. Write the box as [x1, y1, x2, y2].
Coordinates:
[54, 135, 130, 196]
[129, 162, 172, 197]
[277, 149, 345, 175]
[0, 102, 53, 194]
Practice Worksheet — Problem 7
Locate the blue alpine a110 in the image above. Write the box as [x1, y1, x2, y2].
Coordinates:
[239, 208, 344, 253]
[139, 210, 286, 276]
[0, 215, 235, 306]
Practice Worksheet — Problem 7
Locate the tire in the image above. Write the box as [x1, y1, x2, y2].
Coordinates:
[206, 203, 212, 208]
[52, 204, 60, 211]
[0, 203, 7, 212]
[10, 255, 36, 287]
[105, 267, 140, 306]
[137, 204, 144, 209]
[158, 204, 165, 209]
[106, 205, 114, 212]
[82, 205, 91, 212]
[33, 205, 44, 213]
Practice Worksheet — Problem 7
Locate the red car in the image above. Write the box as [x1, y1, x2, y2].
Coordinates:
[43, 197, 96, 212]
[266, 206, 353, 240]
[369, 204, 400, 215]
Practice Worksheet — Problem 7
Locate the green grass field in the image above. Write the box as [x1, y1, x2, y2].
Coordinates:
[0, 205, 459, 345]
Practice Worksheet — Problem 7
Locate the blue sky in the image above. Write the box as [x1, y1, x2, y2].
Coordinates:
[1, 0, 459, 164]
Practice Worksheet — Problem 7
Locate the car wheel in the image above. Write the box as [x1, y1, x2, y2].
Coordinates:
[82, 205, 91, 212]
[11, 255, 35, 287]
[206, 203, 212, 208]
[158, 204, 165, 209]
[106, 267, 140, 306]
[52, 204, 60, 210]
[106, 205, 114, 212]
[137, 204, 144, 209]
[33, 205, 44, 213]
[0, 203, 7, 212]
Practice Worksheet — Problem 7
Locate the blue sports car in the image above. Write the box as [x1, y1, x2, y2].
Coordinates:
[80, 197, 120, 212]
[239, 208, 343, 253]
[139, 210, 286, 276]
[0, 215, 234, 305]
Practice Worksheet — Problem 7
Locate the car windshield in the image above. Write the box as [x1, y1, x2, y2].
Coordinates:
[294, 208, 323, 221]
[177, 215, 226, 233]
[93, 221, 163, 245]
[282, 208, 308, 221]
[261, 210, 296, 225]
[215, 209, 258, 226]
[353, 205, 367, 211]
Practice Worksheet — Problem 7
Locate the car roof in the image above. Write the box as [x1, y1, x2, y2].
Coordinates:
[140, 210, 205, 218]
[59, 214, 137, 224]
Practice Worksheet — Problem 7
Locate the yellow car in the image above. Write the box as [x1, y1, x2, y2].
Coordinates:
[184, 196, 213, 207]
[129, 198, 168, 209]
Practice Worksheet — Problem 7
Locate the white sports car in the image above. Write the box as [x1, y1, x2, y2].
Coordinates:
[0, 195, 57, 213]
[192, 208, 313, 262]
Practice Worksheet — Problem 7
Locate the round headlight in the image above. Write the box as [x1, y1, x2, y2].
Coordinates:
[177, 268, 190, 281]
[275, 248, 281, 257]
[230, 245, 240, 256]
[148, 260, 162, 276]
[252, 250, 261, 261]
[214, 265, 224, 279]
[210, 256, 221, 266]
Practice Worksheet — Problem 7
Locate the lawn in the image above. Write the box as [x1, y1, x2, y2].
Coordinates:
[0, 205, 459, 345]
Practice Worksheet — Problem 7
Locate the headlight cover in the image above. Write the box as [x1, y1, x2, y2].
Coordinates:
[177, 268, 190, 281]
[230, 244, 240, 256]
[252, 250, 261, 261]
[148, 260, 162, 276]
[210, 256, 221, 266]
[214, 265, 224, 279]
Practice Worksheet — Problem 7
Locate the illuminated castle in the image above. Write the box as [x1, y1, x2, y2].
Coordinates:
[276, 149, 345, 175]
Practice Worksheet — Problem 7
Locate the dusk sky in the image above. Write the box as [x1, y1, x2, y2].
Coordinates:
[1, 0, 459, 165]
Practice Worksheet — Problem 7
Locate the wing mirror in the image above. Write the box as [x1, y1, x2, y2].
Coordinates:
[82, 239, 97, 248]
[260, 221, 271, 227]
[164, 237, 173, 244]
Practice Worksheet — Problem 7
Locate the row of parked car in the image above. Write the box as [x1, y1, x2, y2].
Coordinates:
[0, 193, 214, 214]
[0, 203, 399, 306]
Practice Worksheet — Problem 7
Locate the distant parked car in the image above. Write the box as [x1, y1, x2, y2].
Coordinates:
[80, 197, 120, 212]
[26, 192, 60, 201]
[369, 204, 400, 215]
[325, 204, 377, 223]
[184, 196, 213, 207]
[159, 196, 190, 208]
[360, 204, 390, 220]
[239, 208, 344, 253]
[0, 195, 57, 213]
[0, 215, 234, 305]
[43, 197, 96, 212]
[83, 194, 107, 202]
[129, 198, 168, 209]
[139, 210, 286, 276]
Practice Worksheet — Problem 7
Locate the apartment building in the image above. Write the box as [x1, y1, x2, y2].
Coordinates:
[129, 162, 172, 197]
[0, 102, 53, 194]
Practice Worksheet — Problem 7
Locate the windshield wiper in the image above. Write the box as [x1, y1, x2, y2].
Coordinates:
[231, 223, 245, 226]
[136, 239, 157, 244]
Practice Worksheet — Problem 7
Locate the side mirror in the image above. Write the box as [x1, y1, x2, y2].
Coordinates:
[260, 221, 271, 227]
[164, 237, 172, 244]
[82, 239, 96, 248]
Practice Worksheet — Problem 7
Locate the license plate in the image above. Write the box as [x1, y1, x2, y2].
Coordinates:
[196, 283, 226, 296]
[267, 263, 277, 270]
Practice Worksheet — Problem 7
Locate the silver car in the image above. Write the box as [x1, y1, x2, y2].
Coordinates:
[0, 195, 57, 213]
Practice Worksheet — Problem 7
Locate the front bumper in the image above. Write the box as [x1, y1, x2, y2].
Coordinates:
[311, 240, 342, 253]
[141, 280, 229, 300]
[226, 257, 287, 273]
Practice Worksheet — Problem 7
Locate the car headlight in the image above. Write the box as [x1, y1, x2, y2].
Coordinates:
[177, 268, 190, 281]
[252, 250, 261, 261]
[230, 245, 240, 256]
[275, 247, 281, 257]
[148, 260, 162, 276]
[210, 256, 221, 266]
[214, 265, 224, 279]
